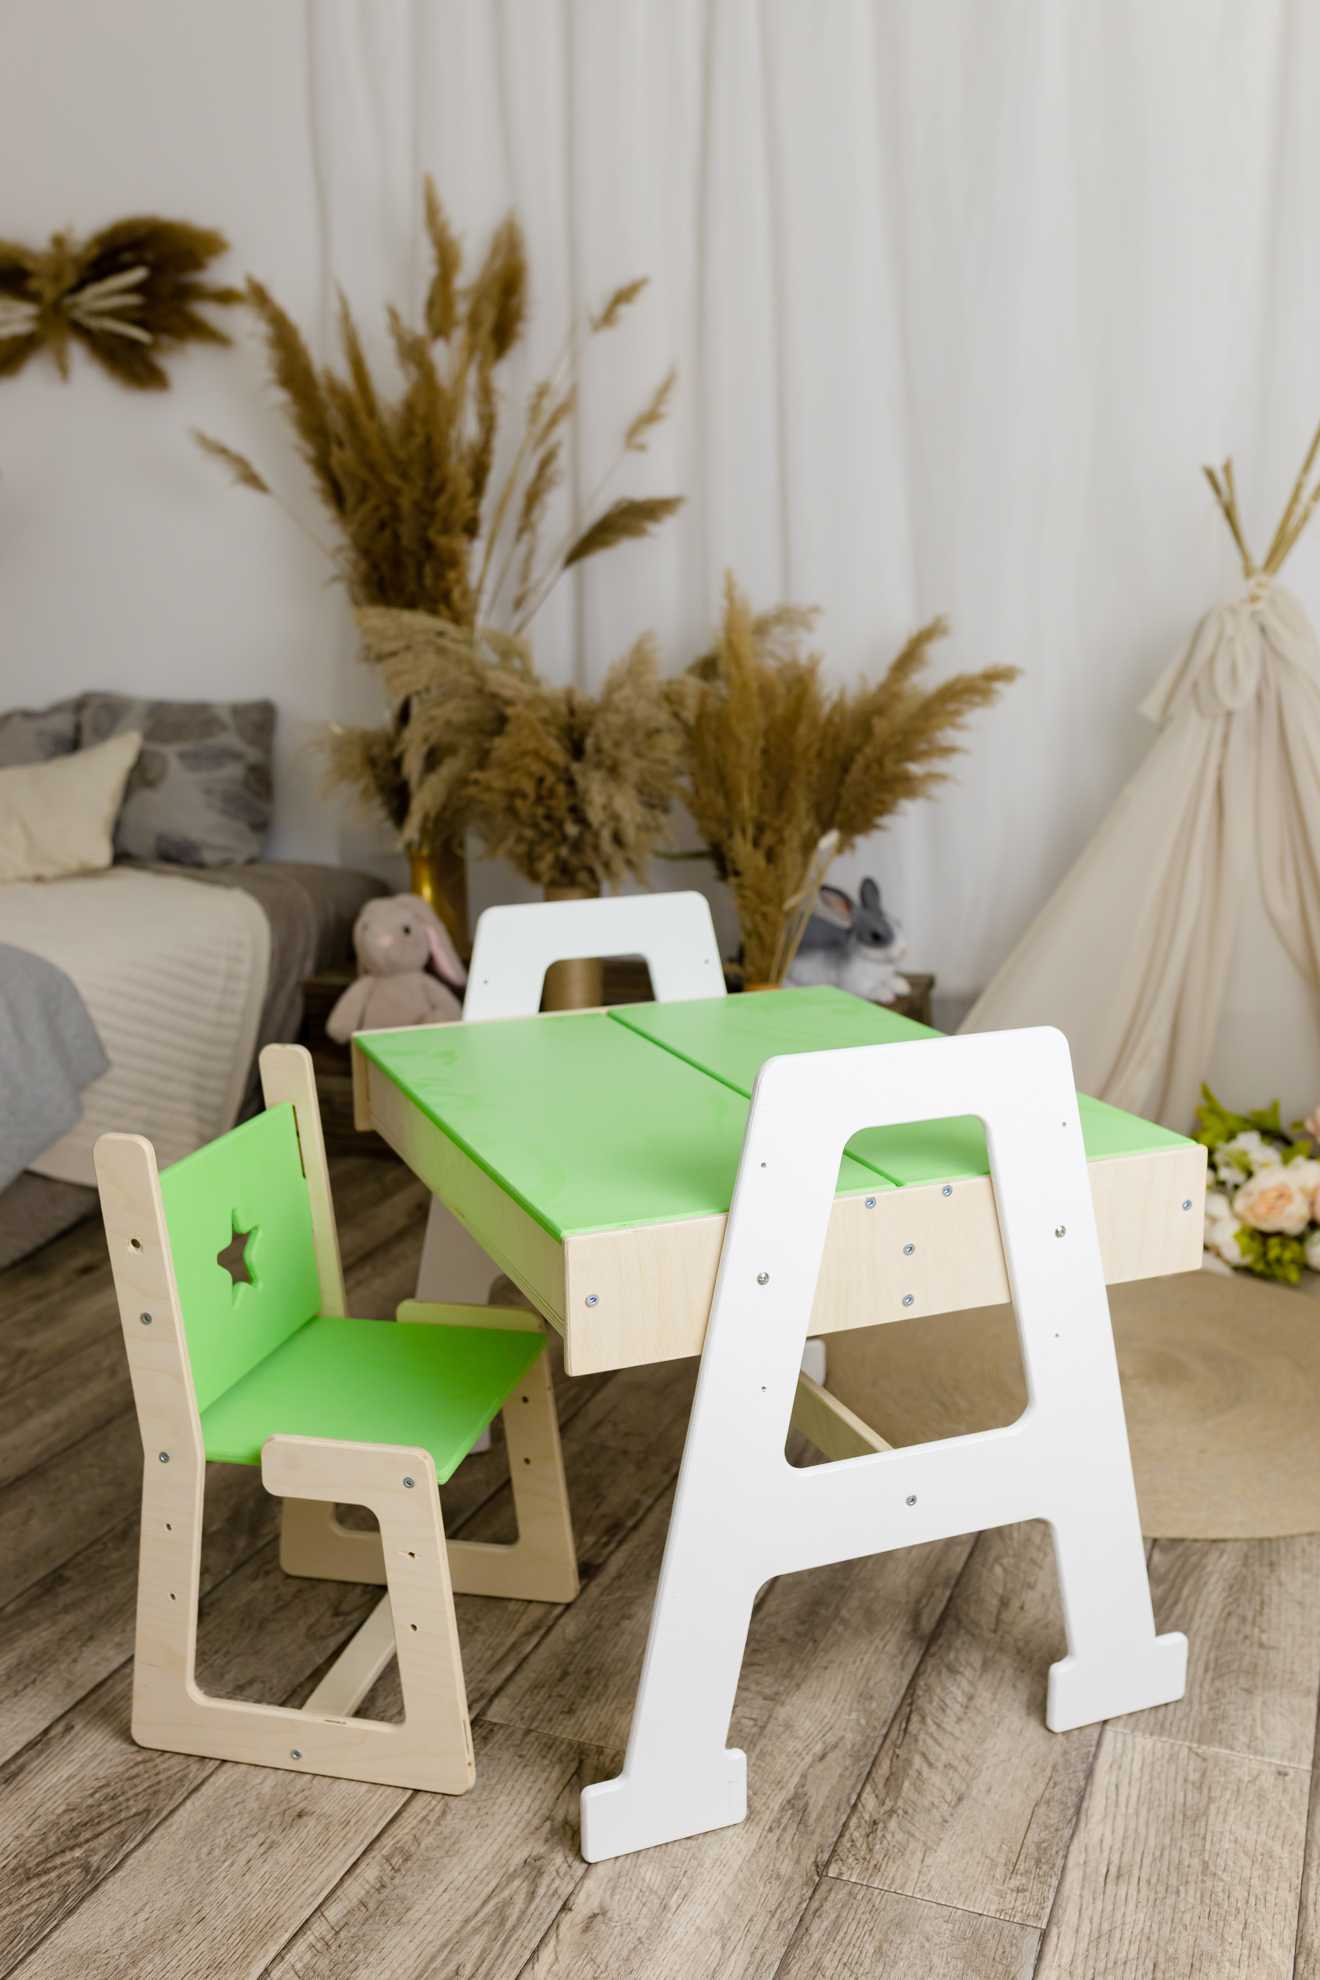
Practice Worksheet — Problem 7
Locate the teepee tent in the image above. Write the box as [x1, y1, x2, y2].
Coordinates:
[963, 429, 1320, 1131]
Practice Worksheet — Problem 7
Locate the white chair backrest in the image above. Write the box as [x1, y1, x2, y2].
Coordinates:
[465, 892, 725, 1020]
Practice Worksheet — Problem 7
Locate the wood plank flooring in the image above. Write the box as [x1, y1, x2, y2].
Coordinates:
[1, 1154, 1318, 1978]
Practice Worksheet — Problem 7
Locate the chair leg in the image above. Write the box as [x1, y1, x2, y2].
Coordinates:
[399, 1299, 580, 1603]
[132, 1437, 474, 1794]
[449, 1336, 580, 1602]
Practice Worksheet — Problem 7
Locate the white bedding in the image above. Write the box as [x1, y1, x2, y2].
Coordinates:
[2, 868, 271, 1185]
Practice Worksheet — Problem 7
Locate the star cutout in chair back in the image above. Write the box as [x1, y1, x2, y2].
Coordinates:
[216, 1214, 256, 1295]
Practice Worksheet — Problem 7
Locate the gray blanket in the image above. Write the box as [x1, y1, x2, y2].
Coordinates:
[0, 943, 108, 1190]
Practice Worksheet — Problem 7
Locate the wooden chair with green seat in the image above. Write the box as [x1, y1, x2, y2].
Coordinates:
[94, 1042, 577, 1795]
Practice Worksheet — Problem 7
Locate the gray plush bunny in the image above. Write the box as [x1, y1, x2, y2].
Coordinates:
[786, 878, 909, 1003]
[326, 894, 467, 1042]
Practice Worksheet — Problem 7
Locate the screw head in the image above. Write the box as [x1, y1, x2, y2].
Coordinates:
[942, 1184, 953, 1197]
[139, 1312, 152, 1326]
[1054, 1225, 1067, 1239]
[864, 1196, 877, 1209]
[905, 1494, 918, 1507]
[290, 1748, 302, 1760]
[1182, 1199, 1193, 1211]
[756, 1271, 770, 1286]
[902, 1242, 915, 1256]
[585, 1293, 600, 1308]
[158, 1451, 170, 1464]
[402, 1476, 415, 1489]
[902, 1294, 915, 1308]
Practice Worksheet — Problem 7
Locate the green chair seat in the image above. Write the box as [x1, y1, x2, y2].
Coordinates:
[199, 1313, 545, 1481]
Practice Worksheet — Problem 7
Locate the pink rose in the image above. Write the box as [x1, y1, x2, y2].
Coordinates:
[1283, 1157, 1320, 1217]
[1233, 1166, 1312, 1236]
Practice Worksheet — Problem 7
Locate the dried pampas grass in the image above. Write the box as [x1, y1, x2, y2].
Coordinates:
[196, 178, 682, 846]
[358, 606, 685, 891]
[679, 575, 1019, 983]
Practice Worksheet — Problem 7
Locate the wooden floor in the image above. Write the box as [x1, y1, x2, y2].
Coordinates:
[3, 1154, 1319, 1979]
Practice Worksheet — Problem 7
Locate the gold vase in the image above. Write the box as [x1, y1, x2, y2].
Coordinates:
[541, 883, 602, 1011]
[407, 837, 470, 961]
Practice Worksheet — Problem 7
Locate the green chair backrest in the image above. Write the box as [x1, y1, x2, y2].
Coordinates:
[159, 1103, 322, 1412]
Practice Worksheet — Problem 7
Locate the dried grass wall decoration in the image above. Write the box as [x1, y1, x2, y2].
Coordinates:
[0, 220, 239, 390]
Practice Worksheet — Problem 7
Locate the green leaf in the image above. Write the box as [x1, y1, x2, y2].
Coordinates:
[1237, 1228, 1308, 1285]
[1195, 1083, 1249, 1149]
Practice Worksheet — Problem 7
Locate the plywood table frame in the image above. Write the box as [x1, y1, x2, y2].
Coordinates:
[353, 990, 1206, 1377]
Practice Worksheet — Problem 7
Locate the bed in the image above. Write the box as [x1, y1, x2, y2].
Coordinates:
[0, 860, 383, 1267]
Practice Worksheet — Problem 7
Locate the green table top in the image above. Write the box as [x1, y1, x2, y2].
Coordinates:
[356, 986, 1192, 1241]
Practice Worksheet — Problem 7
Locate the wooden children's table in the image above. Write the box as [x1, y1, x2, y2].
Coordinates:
[352, 985, 1204, 1375]
[351, 984, 1206, 1855]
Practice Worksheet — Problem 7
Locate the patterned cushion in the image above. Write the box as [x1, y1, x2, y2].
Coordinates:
[0, 694, 84, 768]
[79, 693, 276, 867]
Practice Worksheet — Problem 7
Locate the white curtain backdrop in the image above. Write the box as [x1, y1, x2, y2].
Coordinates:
[305, 0, 1320, 1103]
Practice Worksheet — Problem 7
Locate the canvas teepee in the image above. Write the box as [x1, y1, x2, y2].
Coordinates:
[963, 428, 1320, 1130]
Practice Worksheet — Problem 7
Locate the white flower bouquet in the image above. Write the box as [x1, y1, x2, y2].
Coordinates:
[1196, 1086, 1320, 1284]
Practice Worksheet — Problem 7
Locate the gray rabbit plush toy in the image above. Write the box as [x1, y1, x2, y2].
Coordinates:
[786, 877, 909, 1004]
[326, 894, 467, 1042]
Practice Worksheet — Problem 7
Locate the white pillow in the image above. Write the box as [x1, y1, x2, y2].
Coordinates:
[0, 729, 143, 882]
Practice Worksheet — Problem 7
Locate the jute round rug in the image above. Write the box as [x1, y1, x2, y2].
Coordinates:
[825, 1270, 1320, 1540]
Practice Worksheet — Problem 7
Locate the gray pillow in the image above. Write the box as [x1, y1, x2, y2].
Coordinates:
[78, 693, 276, 867]
[0, 694, 84, 768]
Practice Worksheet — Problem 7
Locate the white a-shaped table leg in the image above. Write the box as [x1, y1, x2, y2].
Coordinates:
[580, 1026, 1186, 1861]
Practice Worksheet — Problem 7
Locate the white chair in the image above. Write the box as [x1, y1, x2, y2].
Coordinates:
[580, 1024, 1187, 1860]
[414, 892, 726, 1308]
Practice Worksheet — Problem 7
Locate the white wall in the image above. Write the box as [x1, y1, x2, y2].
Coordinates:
[0, 0, 356, 863]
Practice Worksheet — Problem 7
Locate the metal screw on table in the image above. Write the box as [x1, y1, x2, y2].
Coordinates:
[158, 1452, 170, 1464]
[942, 1184, 953, 1197]
[290, 1748, 302, 1760]
[756, 1272, 770, 1286]
[902, 1294, 915, 1308]
[1182, 1199, 1193, 1211]
[402, 1476, 415, 1489]
[1055, 1225, 1067, 1239]
[139, 1312, 152, 1326]
[906, 1495, 918, 1507]
[585, 1293, 600, 1308]
[865, 1196, 877, 1209]
[903, 1243, 915, 1256]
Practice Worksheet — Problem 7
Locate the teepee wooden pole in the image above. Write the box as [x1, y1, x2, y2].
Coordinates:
[1274, 482, 1320, 574]
[1222, 461, 1256, 575]
[1203, 463, 1255, 576]
[1264, 419, 1320, 573]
